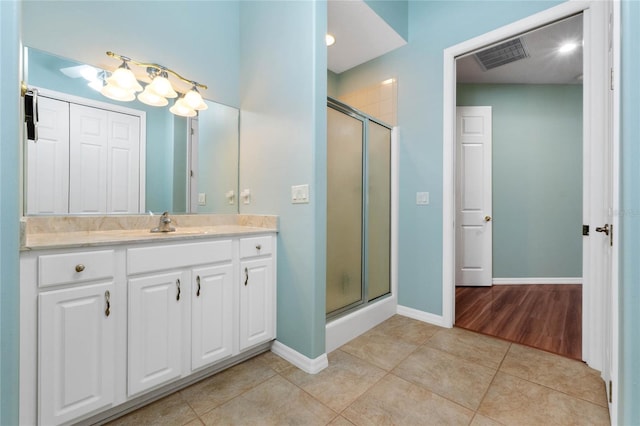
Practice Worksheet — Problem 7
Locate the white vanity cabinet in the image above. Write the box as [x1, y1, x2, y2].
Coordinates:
[239, 235, 276, 351]
[24, 249, 122, 426]
[127, 270, 186, 396]
[20, 230, 277, 426]
[191, 263, 235, 370]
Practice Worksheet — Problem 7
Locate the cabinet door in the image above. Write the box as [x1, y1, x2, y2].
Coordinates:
[191, 264, 234, 370]
[239, 257, 274, 351]
[39, 282, 115, 425]
[128, 271, 184, 396]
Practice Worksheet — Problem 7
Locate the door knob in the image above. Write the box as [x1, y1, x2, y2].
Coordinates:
[595, 224, 610, 236]
[484, 215, 492, 222]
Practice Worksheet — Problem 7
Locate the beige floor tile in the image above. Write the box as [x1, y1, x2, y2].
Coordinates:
[500, 344, 609, 407]
[478, 371, 610, 425]
[392, 345, 496, 410]
[199, 375, 336, 425]
[342, 374, 474, 425]
[470, 413, 503, 426]
[283, 349, 386, 412]
[256, 350, 296, 374]
[328, 416, 356, 425]
[368, 314, 442, 345]
[426, 327, 510, 370]
[106, 392, 197, 426]
[183, 419, 205, 426]
[339, 328, 418, 371]
[180, 357, 277, 415]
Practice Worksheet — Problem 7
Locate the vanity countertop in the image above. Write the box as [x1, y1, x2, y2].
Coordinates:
[21, 214, 278, 251]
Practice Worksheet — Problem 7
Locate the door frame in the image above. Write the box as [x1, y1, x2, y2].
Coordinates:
[442, 1, 618, 420]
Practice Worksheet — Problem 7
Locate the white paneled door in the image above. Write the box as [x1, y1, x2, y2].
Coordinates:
[26, 97, 70, 215]
[456, 106, 492, 286]
[70, 104, 141, 214]
[69, 104, 109, 213]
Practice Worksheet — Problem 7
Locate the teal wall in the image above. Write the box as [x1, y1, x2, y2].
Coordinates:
[239, 1, 327, 359]
[457, 84, 583, 279]
[327, 70, 340, 98]
[335, 0, 563, 315]
[364, 0, 409, 41]
[620, 1, 640, 423]
[197, 102, 239, 214]
[21, 1, 240, 108]
[0, 1, 20, 424]
[172, 117, 188, 213]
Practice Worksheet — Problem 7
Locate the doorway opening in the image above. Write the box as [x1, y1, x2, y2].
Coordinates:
[442, 1, 614, 383]
[453, 15, 584, 360]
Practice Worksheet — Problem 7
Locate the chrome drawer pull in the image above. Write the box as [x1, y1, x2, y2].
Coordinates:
[75, 264, 85, 273]
[196, 276, 201, 297]
[104, 290, 111, 317]
[176, 279, 181, 301]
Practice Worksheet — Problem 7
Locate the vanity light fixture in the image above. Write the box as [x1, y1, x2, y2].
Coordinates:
[102, 51, 208, 117]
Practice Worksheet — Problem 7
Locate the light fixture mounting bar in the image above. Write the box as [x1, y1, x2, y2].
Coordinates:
[106, 51, 207, 90]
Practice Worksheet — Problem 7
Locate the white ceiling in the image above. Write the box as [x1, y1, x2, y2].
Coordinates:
[327, 0, 407, 74]
[456, 14, 584, 85]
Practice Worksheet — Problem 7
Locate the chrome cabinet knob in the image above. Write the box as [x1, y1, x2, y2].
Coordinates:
[75, 264, 85, 272]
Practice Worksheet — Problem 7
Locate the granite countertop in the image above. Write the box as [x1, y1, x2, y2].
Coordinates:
[21, 214, 278, 251]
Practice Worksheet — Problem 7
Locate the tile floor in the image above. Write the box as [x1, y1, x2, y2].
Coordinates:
[107, 315, 610, 425]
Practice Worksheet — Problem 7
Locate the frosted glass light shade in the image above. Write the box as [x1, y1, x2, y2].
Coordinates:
[170, 97, 196, 117]
[148, 75, 178, 98]
[137, 86, 169, 106]
[184, 88, 208, 111]
[101, 82, 135, 101]
[109, 66, 143, 92]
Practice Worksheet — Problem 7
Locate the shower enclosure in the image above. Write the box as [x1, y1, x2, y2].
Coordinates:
[326, 98, 391, 318]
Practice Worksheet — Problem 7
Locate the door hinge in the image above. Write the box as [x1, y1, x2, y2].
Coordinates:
[610, 68, 614, 91]
[609, 380, 613, 403]
[610, 223, 614, 247]
[191, 127, 195, 135]
[582, 225, 589, 236]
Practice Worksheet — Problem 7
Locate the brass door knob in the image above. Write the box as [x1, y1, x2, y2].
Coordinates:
[484, 215, 492, 222]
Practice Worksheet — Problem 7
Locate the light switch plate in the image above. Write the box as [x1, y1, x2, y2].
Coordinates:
[198, 193, 206, 205]
[416, 192, 429, 205]
[292, 184, 310, 204]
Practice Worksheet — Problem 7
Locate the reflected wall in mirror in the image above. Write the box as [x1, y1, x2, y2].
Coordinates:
[23, 47, 239, 215]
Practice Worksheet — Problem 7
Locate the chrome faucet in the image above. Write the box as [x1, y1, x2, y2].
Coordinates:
[151, 211, 176, 233]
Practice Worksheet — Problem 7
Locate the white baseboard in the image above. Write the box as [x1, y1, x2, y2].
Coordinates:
[325, 296, 397, 353]
[397, 305, 449, 328]
[270, 341, 328, 374]
[492, 277, 582, 285]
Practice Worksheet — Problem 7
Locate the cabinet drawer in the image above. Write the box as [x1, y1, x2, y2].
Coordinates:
[128, 240, 233, 275]
[240, 235, 273, 258]
[38, 250, 115, 288]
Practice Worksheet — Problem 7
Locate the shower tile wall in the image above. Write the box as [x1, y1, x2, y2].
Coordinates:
[338, 79, 397, 126]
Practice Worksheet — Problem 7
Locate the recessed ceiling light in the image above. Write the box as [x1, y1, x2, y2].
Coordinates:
[326, 34, 336, 47]
[559, 41, 579, 54]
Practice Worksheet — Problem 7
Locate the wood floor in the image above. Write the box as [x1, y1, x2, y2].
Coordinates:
[455, 284, 582, 360]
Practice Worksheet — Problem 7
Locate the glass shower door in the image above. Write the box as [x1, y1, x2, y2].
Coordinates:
[327, 100, 391, 317]
[326, 107, 364, 314]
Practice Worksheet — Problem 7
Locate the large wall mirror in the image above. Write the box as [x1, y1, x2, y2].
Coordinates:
[23, 47, 239, 216]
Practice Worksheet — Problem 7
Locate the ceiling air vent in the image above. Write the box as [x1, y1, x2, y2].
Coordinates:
[475, 38, 529, 71]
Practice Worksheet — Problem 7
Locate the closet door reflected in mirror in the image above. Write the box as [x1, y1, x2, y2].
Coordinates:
[326, 100, 391, 318]
[26, 94, 142, 215]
